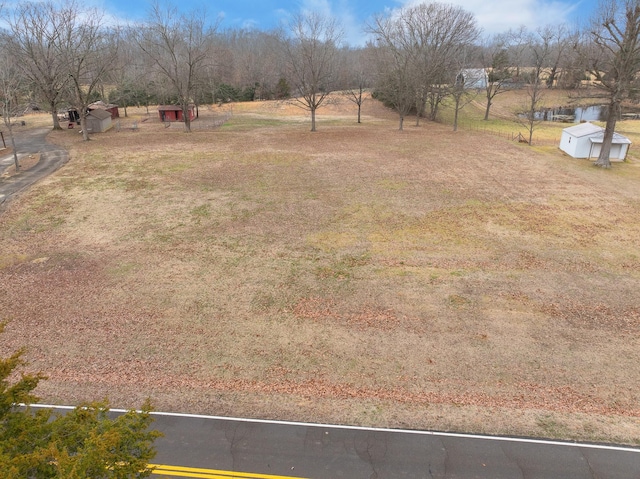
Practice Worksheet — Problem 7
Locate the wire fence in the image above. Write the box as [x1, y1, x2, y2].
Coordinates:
[455, 121, 560, 146]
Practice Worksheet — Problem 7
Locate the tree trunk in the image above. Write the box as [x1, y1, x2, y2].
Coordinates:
[595, 100, 619, 168]
[546, 66, 557, 88]
[483, 99, 491, 121]
[80, 113, 90, 141]
[453, 97, 460, 132]
[183, 104, 192, 133]
[310, 107, 316, 132]
[398, 114, 404, 131]
[8, 124, 19, 170]
[415, 98, 425, 126]
[50, 101, 62, 130]
[357, 104, 361, 124]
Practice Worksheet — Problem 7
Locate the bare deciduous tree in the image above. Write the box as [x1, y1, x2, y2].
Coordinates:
[138, 2, 216, 132]
[406, 3, 479, 124]
[505, 26, 531, 81]
[0, 42, 23, 170]
[219, 29, 287, 100]
[518, 27, 553, 145]
[283, 11, 343, 132]
[544, 24, 579, 88]
[62, 4, 118, 141]
[368, 3, 478, 129]
[103, 28, 147, 118]
[341, 47, 373, 123]
[588, 0, 640, 167]
[450, 66, 482, 131]
[368, 10, 422, 130]
[479, 35, 512, 120]
[3, 1, 73, 130]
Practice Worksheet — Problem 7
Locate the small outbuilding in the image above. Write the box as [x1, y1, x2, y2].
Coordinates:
[559, 122, 631, 161]
[85, 109, 112, 133]
[458, 69, 488, 89]
[88, 100, 119, 119]
[158, 105, 196, 122]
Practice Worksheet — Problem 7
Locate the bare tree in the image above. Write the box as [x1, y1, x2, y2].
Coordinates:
[479, 35, 513, 120]
[0, 41, 23, 170]
[219, 29, 287, 100]
[367, 14, 417, 131]
[587, 0, 640, 167]
[369, 3, 478, 129]
[2, 1, 73, 130]
[62, 4, 119, 141]
[104, 28, 148, 117]
[341, 47, 373, 123]
[505, 26, 532, 81]
[519, 28, 553, 145]
[544, 24, 579, 88]
[138, 2, 216, 132]
[283, 11, 344, 132]
[406, 3, 479, 124]
[450, 67, 481, 131]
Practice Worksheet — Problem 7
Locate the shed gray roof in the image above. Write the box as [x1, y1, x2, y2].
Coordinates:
[589, 132, 632, 144]
[86, 109, 112, 120]
[562, 121, 631, 144]
[89, 100, 118, 110]
[562, 122, 605, 137]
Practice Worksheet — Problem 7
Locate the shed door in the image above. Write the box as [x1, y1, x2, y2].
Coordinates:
[590, 143, 625, 159]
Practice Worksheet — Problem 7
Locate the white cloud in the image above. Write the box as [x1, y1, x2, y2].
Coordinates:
[401, 0, 580, 35]
[298, 0, 368, 46]
[300, 0, 334, 17]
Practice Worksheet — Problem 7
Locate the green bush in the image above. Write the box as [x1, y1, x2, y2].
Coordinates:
[0, 324, 161, 479]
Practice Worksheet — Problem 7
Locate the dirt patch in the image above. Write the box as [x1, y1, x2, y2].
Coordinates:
[2, 92, 640, 444]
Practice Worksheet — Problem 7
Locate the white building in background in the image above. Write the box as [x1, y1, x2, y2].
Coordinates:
[559, 122, 631, 161]
[458, 69, 488, 89]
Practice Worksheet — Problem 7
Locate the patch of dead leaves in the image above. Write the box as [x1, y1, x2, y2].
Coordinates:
[292, 296, 402, 330]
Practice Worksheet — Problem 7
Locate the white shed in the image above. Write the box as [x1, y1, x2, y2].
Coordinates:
[559, 122, 631, 161]
[459, 69, 488, 89]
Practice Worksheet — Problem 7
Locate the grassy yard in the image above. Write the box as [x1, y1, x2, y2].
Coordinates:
[1, 90, 640, 444]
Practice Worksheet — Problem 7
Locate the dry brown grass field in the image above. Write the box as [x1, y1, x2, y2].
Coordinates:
[1, 90, 640, 444]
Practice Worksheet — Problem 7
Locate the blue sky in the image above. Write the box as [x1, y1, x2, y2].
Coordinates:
[101, 0, 599, 46]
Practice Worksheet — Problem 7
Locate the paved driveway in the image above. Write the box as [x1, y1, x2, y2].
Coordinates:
[0, 127, 69, 209]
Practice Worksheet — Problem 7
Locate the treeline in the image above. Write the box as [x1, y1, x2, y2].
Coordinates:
[1, 0, 639, 165]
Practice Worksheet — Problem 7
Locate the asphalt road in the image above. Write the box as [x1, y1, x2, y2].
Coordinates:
[146, 412, 640, 479]
[0, 126, 69, 209]
[33, 406, 639, 479]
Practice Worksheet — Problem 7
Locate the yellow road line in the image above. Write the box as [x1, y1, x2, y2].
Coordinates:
[149, 464, 308, 479]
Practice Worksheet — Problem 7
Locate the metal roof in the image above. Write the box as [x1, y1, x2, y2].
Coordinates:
[562, 122, 605, 137]
[589, 132, 632, 144]
[562, 121, 631, 143]
[86, 109, 112, 120]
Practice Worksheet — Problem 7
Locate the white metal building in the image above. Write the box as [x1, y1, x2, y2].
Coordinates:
[459, 69, 488, 89]
[559, 122, 631, 161]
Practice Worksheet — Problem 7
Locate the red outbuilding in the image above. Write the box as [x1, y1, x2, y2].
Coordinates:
[88, 100, 120, 119]
[158, 105, 196, 122]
